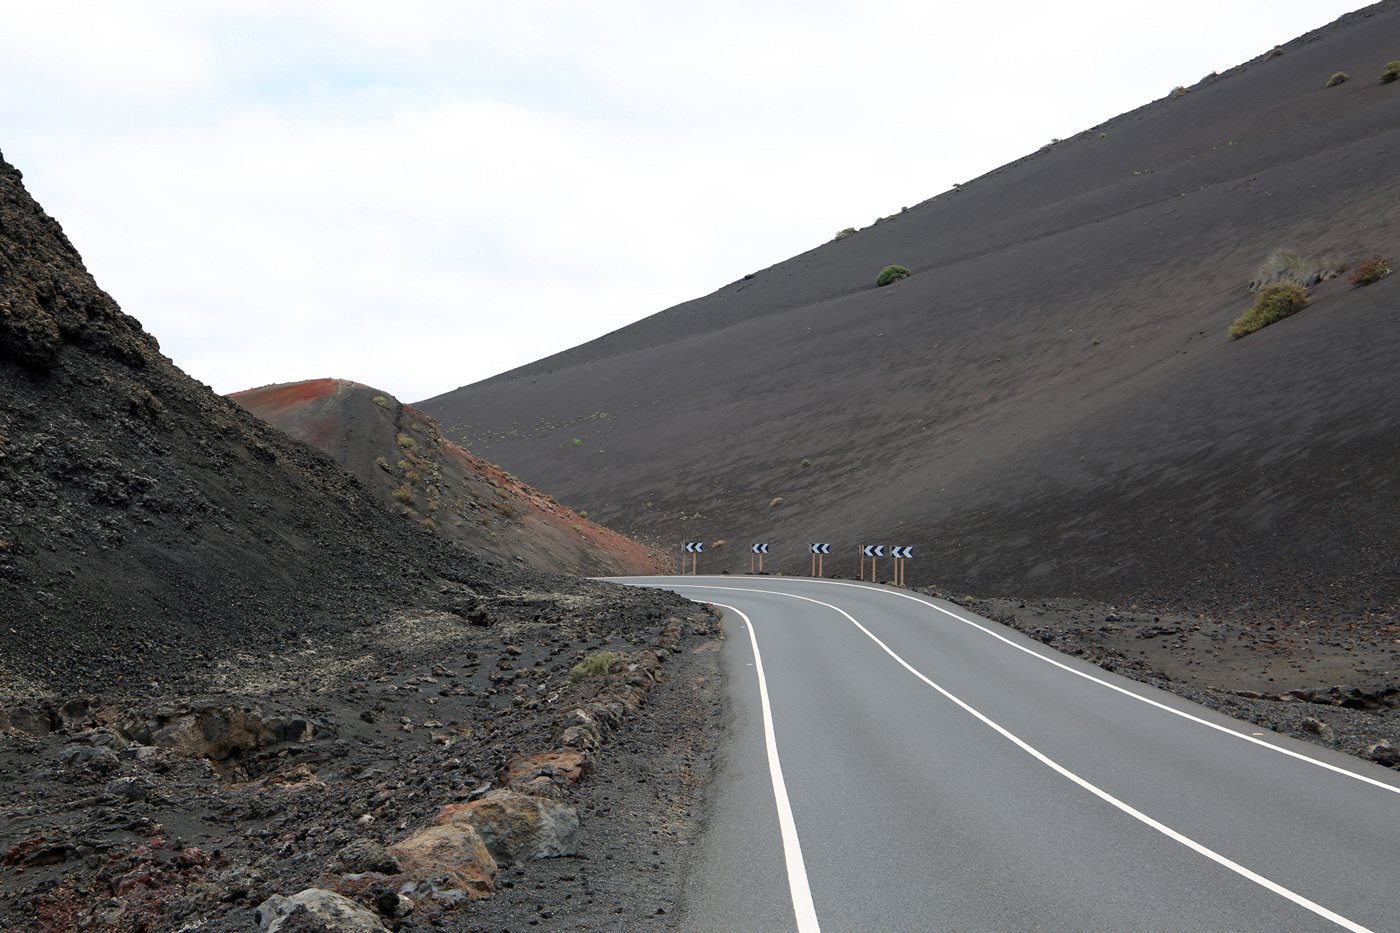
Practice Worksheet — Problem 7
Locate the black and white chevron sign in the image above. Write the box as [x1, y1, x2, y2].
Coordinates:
[684, 542, 704, 553]
[891, 546, 913, 559]
[751, 543, 770, 554]
[810, 543, 831, 554]
[862, 545, 885, 557]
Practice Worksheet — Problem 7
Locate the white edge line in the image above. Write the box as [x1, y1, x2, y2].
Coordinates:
[713, 601, 821, 933]
[677, 576, 1400, 797]
[685, 585, 1375, 933]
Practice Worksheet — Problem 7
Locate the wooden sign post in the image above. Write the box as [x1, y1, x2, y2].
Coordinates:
[890, 547, 913, 586]
[750, 543, 769, 573]
[862, 545, 883, 582]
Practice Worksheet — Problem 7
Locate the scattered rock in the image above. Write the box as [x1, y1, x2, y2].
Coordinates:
[1366, 741, 1400, 768]
[104, 776, 149, 802]
[117, 704, 321, 778]
[255, 888, 389, 933]
[59, 744, 119, 771]
[334, 839, 401, 876]
[1301, 717, 1335, 742]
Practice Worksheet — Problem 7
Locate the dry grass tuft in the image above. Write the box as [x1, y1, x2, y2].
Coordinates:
[1251, 249, 1345, 290]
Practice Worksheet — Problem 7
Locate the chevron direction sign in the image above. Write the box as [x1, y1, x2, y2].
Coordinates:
[749, 542, 770, 572]
[685, 542, 704, 553]
[890, 545, 913, 586]
[862, 545, 885, 557]
[810, 543, 831, 554]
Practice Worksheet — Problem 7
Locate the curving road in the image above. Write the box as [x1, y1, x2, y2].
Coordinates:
[610, 576, 1400, 933]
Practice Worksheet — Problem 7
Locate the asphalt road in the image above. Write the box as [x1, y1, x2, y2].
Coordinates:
[611, 576, 1400, 933]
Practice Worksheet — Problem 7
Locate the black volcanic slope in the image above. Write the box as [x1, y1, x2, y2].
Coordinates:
[421, 2, 1400, 618]
[0, 151, 682, 695]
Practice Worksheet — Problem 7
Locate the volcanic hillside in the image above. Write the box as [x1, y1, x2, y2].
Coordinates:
[230, 379, 668, 576]
[421, 2, 1400, 619]
[0, 150, 680, 698]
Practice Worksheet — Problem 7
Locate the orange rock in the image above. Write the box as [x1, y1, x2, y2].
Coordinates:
[498, 748, 588, 797]
[387, 823, 496, 898]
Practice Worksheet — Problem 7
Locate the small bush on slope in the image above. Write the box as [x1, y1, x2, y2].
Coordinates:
[1349, 255, 1392, 286]
[876, 265, 911, 286]
[1326, 72, 1349, 87]
[1230, 282, 1309, 339]
[1381, 61, 1400, 84]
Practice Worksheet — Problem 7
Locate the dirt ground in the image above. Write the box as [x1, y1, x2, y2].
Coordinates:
[0, 592, 725, 933]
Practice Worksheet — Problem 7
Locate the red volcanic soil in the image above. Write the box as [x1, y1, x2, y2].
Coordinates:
[230, 379, 669, 577]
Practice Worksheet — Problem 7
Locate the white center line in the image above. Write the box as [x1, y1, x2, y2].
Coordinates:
[672, 583, 1377, 933]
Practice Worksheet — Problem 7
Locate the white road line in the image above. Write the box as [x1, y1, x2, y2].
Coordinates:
[670, 584, 1378, 933]
[713, 601, 821, 933]
[736, 577, 1400, 797]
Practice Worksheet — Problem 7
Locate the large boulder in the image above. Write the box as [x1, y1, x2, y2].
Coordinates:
[255, 888, 387, 933]
[387, 823, 496, 897]
[432, 790, 578, 865]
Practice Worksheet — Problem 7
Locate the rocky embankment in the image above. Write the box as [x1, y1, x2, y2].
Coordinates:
[0, 595, 724, 932]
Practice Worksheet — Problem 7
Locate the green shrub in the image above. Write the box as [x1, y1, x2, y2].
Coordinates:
[372, 395, 388, 408]
[391, 485, 414, 503]
[1230, 281, 1309, 339]
[569, 651, 625, 682]
[1325, 72, 1349, 87]
[1252, 248, 1346, 289]
[397, 433, 416, 449]
[405, 471, 420, 485]
[1170, 86, 1188, 99]
[801, 459, 811, 467]
[835, 227, 857, 241]
[1381, 61, 1400, 84]
[1349, 254, 1392, 286]
[496, 501, 515, 519]
[876, 265, 911, 287]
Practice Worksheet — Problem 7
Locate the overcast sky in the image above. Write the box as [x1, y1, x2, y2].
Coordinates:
[0, 1, 1366, 401]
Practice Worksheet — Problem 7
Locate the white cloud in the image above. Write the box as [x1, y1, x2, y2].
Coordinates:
[0, 0, 1365, 399]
